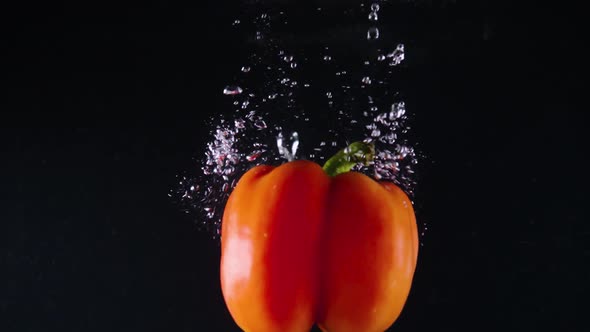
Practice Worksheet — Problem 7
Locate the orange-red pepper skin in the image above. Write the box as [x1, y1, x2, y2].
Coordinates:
[220, 160, 418, 332]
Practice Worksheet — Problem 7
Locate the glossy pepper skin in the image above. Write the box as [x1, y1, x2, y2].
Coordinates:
[220, 160, 418, 332]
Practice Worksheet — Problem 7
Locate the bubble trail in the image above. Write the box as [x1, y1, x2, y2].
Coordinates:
[173, 2, 419, 239]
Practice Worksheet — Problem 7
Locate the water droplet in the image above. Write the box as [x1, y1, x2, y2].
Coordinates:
[371, 3, 380, 11]
[368, 11, 378, 21]
[241, 66, 251, 73]
[223, 86, 243, 95]
[222, 183, 229, 192]
[362, 76, 372, 84]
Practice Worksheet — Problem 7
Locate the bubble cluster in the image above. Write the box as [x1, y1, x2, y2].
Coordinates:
[173, 2, 419, 239]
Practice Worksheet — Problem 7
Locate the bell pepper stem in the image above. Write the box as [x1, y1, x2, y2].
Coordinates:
[322, 141, 375, 177]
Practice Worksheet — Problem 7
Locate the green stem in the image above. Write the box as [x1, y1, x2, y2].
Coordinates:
[322, 141, 375, 177]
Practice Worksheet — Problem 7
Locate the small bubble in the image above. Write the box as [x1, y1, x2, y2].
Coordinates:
[377, 54, 386, 61]
[290, 62, 297, 69]
[368, 11, 378, 21]
[232, 19, 240, 25]
[304, 83, 310, 87]
[323, 55, 332, 61]
[223, 86, 243, 95]
[261, 13, 268, 19]
[283, 55, 294, 62]
[371, 3, 380, 11]
[241, 100, 250, 109]
[234, 118, 246, 129]
[367, 27, 380, 40]
[362, 76, 372, 84]
[268, 93, 278, 99]
[241, 66, 251, 73]
[246, 151, 263, 161]
[254, 119, 267, 129]
[326, 92, 333, 98]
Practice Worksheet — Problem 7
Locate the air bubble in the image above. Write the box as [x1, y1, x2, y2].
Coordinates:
[387, 43, 405, 66]
[253, 119, 267, 129]
[367, 27, 380, 40]
[223, 86, 243, 95]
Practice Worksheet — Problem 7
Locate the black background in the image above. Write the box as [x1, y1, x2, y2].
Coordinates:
[1, 0, 587, 331]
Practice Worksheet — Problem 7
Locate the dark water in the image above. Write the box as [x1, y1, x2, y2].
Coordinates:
[1, 1, 586, 331]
